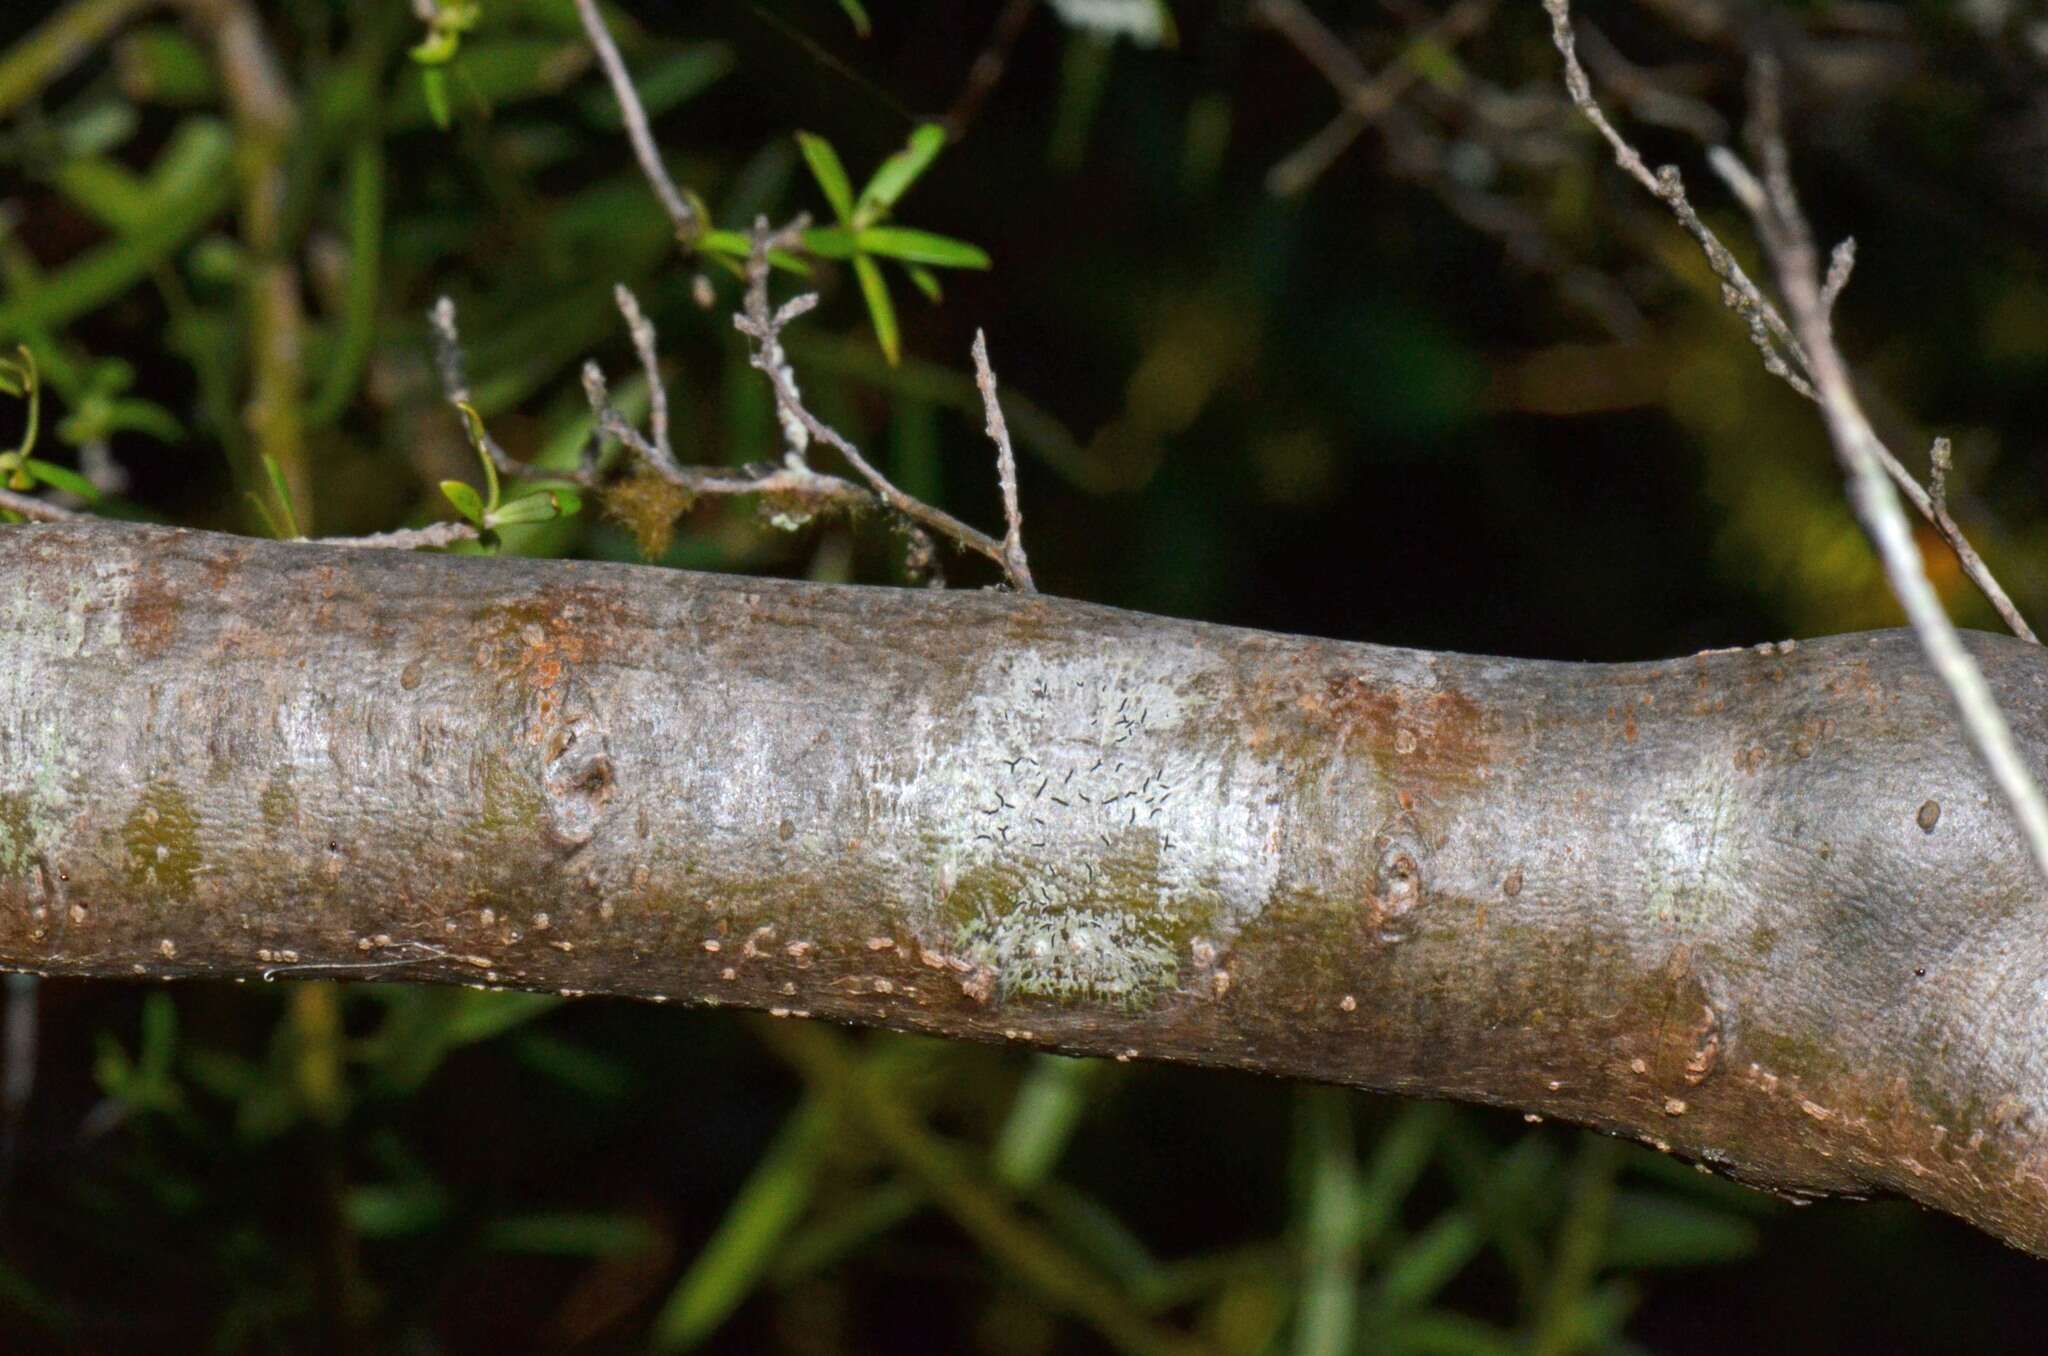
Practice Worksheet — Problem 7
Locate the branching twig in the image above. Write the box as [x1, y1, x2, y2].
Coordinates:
[570, 0, 702, 248]
[1256, 0, 1496, 198]
[1547, 2, 2048, 883]
[971, 330, 1034, 593]
[1543, 0, 2037, 646]
[734, 219, 1034, 591]
[1717, 61, 2048, 883]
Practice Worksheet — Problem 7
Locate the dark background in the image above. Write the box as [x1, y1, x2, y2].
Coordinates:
[4, 0, 2048, 1350]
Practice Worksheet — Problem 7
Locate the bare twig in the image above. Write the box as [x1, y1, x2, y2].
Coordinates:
[0, 489, 74, 522]
[942, 0, 1039, 142]
[971, 331, 1035, 592]
[1547, 2, 2048, 882]
[571, 0, 702, 249]
[1543, 0, 2037, 645]
[1256, 0, 1496, 198]
[734, 219, 1032, 589]
[313, 521, 480, 551]
[613, 284, 671, 463]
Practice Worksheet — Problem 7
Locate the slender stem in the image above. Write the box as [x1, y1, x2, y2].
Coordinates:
[570, 0, 703, 248]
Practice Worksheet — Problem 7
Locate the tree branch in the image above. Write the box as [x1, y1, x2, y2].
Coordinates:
[7, 519, 2048, 1257]
[1542, 0, 2038, 646]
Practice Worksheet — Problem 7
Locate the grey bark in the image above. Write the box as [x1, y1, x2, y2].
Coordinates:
[3, 519, 2047, 1255]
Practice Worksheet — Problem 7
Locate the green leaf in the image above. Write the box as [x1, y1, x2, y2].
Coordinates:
[421, 66, 452, 130]
[904, 265, 944, 303]
[855, 123, 947, 225]
[456, 402, 501, 509]
[1602, 1191, 1759, 1269]
[799, 225, 858, 259]
[852, 254, 900, 366]
[261, 454, 301, 539]
[652, 1099, 833, 1351]
[580, 46, 733, 127]
[854, 227, 990, 269]
[479, 1212, 660, 1258]
[796, 132, 857, 223]
[697, 230, 812, 275]
[411, 29, 461, 65]
[486, 487, 580, 527]
[20, 458, 99, 503]
[440, 480, 485, 526]
[835, 0, 873, 37]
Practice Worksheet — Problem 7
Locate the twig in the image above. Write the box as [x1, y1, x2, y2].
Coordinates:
[1256, 0, 1496, 198]
[571, 0, 703, 249]
[1543, 0, 2037, 645]
[734, 219, 1032, 589]
[971, 330, 1035, 592]
[429, 297, 598, 489]
[313, 521, 480, 550]
[0, 489, 74, 521]
[613, 284, 672, 463]
[942, 0, 1039, 142]
[1548, 3, 2048, 883]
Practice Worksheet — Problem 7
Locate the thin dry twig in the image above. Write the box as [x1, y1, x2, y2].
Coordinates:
[1548, 1, 2048, 883]
[0, 489, 74, 522]
[315, 521, 481, 550]
[1256, 0, 1496, 198]
[571, 0, 702, 248]
[1543, 0, 2037, 645]
[734, 219, 1034, 591]
[942, 0, 1039, 142]
[971, 330, 1035, 592]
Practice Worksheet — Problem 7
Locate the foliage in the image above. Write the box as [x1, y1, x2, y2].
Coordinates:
[4, 0, 2048, 1351]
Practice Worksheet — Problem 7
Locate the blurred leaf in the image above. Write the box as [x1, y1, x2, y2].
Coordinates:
[855, 226, 990, 269]
[1601, 1192, 1759, 1269]
[0, 136, 234, 341]
[855, 123, 946, 225]
[834, 0, 873, 38]
[347, 1182, 453, 1239]
[21, 457, 99, 501]
[580, 44, 733, 127]
[852, 254, 899, 366]
[905, 264, 943, 303]
[112, 25, 216, 106]
[480, 1212, 662, 1258]
[797, 131, 857, 223]
[651, 1097, 833, 1351]
[1293, 1088, 1360, 1356]
[993, 1055, 1099, 1190]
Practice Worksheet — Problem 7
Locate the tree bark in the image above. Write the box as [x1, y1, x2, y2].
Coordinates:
[3, 519, 2046, 1255]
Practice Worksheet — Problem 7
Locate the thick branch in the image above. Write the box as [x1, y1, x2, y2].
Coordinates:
[5, 521, 2048, 1255]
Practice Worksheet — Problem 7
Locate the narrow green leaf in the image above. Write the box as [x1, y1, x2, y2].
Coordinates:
[21, 458, 99, 502]
[697, 229, 812, 275]
[852, 254, 900, 366]
[854, 226, 990, 269]
[479, 1212, 661, 1258]
[439, 480, 485, 526]
[652, 1099, 834, 1351]
[855, 124, 947, 224]
[800, 225, 859, 259]
[796, 132, 857, 223]
[261, 455, 300, 539]
[994, 1056, 1097, 1190]
[905, 265, 943, 303]
[834, 0, 873, 37]
[422, 67, 452, 130]
[486, 487, 579, 527]
[456, 402, 501, 508]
